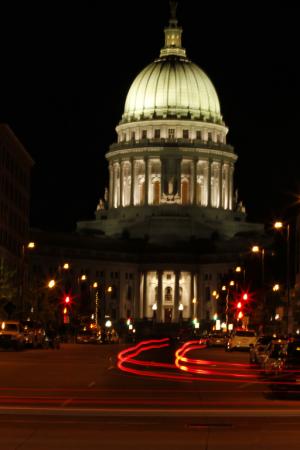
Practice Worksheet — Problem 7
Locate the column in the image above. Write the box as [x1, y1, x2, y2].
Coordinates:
[190, 272, 194, 318]
[174, 270, 180, 321]
[120, 161, 124, 207]
[193, 160, 197, 205]
[145, 157, 149, 206]
[112, 163, 116, 208]
[229, 164, 234, 210]
[109, 163, 113, 208]
[207, 160, 212, 207]
[130, 159, 135, 206]
[219, 161, 223, 209]
[143, 272, 147, 318]
[157, 270, 163, 322]
[193, 273, 198, 318]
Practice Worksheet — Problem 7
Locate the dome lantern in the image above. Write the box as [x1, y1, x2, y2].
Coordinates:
[160, 1, 186, 58]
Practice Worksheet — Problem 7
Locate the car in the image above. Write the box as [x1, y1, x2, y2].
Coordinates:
[249, 335, 273, 363]
[268, 340, 300, 386]
[22, 321, 46, 348]
[76, 327, 101, 344]
[206, 331, 228, 347]
[226, 329, 257, 351]
[0, 320, 25, 350]
[259, 340, 287, 377]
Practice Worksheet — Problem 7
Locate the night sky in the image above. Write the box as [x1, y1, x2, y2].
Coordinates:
[0, 1, 299, 232]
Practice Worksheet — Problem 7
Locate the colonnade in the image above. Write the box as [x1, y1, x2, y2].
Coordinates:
[108, 157, 233, 210]
[139, 270, 205, 322]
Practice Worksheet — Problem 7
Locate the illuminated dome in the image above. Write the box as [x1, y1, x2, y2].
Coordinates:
[122, 7, 221, 124]
[123, 58, 221, 124]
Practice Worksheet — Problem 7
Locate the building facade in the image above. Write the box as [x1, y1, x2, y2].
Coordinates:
[0, 124, 33, 263]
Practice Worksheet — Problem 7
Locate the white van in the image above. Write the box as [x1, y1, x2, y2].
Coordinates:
[226, 329, 257, 351]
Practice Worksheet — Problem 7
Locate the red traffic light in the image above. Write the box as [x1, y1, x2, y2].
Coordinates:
[237, 301, 242, 309]
[64, 295, 70, 304]
[242, 293, 248, 301]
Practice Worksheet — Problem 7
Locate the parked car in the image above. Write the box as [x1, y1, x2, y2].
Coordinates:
[0, 320, 25, 350]
[259, 339, 287, 377]
[249, 335, 273, 364]
[226, 329, 257, 351]
[268, 340, 300, 387]
[206, 331, 228, 347]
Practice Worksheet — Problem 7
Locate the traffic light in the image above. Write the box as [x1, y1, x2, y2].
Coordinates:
[64, 295, 70, 304]
[242, 292, 248, 301]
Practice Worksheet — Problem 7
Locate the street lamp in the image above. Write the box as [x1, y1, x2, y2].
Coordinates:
[20, 241, 36, 319]
[152, 303, 157, 321]
[178, 303, 183, 324]
[274, 221, 291, 334]
[251, 245, 266, 331]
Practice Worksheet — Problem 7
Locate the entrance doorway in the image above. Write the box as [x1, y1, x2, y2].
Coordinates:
[164, 307, 172, 323]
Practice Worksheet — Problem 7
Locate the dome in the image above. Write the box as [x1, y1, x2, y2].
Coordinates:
[122, 57, 222, 124]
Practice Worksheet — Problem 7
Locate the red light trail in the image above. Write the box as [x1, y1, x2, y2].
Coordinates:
[117, 339, 300, 385]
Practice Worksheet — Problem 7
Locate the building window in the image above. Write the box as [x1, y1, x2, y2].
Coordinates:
[154, 129, 160, 139]
[131, 131, 135, 141]
[142, 130, 147, 139]
[168, 129, 175, 139]
[166, 274, 171, 280]
[183, 130, 189, 139]
[208, 132, 212, 142]
[196, 130, 202, 140]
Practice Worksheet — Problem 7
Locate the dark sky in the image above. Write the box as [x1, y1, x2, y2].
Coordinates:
[1, 1, 299, 232]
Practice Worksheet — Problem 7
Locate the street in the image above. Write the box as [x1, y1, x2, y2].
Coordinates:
[1, 342, 300, 448]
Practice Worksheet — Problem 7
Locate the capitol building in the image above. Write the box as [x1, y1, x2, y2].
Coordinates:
[74, 5, 264, 326]
[29, 5, 264, 329]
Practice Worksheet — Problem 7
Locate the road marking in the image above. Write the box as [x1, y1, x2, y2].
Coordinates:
[88, 381, 96, 388]
[3, 407, 300, 417]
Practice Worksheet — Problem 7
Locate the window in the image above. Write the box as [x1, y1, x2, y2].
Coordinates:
[183, 130, 189, 139]
[154, 129, 160, 139]
[131, 131, 135, 141]
[142, 130, 147, 139]
[168, 129, 175, 139]
[208, 132, 212, 142]
[166, 274, 171, 280]
[196, 130, 202, 140]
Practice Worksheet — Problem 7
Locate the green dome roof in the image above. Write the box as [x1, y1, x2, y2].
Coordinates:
[122, 57, 222, 123]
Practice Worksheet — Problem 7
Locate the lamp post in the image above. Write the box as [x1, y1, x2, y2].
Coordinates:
[20, 241, 35, 320]
[274, 221, 291, 334]
[251, 245, 266, 332]
[152, 303, 157, 322]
